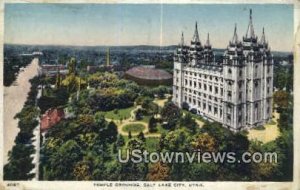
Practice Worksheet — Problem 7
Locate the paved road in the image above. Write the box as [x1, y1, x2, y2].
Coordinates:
[3, 58, 40, 165]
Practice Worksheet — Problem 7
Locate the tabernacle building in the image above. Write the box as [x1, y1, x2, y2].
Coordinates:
[172, 10, 273, 132]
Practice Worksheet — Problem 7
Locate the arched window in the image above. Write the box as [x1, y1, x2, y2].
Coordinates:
[255, 65, 258, 77]
[228, 68, 232, 74]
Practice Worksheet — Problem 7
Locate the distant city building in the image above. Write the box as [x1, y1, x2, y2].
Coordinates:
[19, 51, 43, 57]
[39, 64, 68, 77]
[40, 108, 65, 132]
[172, 10, 273, 132]
[32, 51, 43, 56]
[125, 65, 172, 85]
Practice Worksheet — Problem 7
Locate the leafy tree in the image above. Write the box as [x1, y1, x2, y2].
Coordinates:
[273, 66, 287, 90]
[141, 97, 153, 110]
[127, 138, 145, 152]
[68, 57, 76, 75]
[138, 132, 146, 142]
[273, 90, 289, 108]
[77, 114, 96, 133]
[161, 102, 181, 129]
[135, 108, 143, 120]
[191, 133, 216, 152]
[178, 113, 197, 132]
[73, 161, 93, 180]
[146, 162, 170, 181]
[104, 121, 118, 143]
[119, 160, 148, 181]
[4, 144, 35, 180]
[185, 162, 218, 181]
[116, 134, 125, 147]
[160, 128, 191, 152]
[44, 140, 83, 180]
[128, 131, 132, 139]
[148, 116, 157, 133]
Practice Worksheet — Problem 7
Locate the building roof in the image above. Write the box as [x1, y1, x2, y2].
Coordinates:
[125, 66, 172, 80]
[40, 108, 65, 132]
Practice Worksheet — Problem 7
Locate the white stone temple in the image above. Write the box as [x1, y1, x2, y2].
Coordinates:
[172, 9, 273, 132]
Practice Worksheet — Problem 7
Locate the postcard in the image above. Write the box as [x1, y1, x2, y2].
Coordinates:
[1, 1, 299, 190]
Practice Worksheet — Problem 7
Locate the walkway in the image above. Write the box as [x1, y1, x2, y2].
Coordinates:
[105, 105, 161, 137]
[3, 58, 39, 165]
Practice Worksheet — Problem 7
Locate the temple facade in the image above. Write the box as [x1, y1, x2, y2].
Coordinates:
[172, 9, 273, 132]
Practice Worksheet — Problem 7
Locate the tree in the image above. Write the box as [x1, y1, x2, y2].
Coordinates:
[146, 162, 170, 181]
[191, 133, 216, 152]
[148, 116, 157, 133]
[105, 121, 118, 143]
[184, 162, 218, 181]
[135, 108, 143, 120]
[137, 132, 146, 142]
[128, 131, 132, 139]
[160, 128, 191, 152]
[273, 90, 289, 108]
[116, 134, 125, 147]
[141, 97, 153, 110]
[68, 57, 76, 75]
[4, 144, 35, 180]
[178, 113, 197, 132]
[161, 102, 181, 129]
[55, 67, 61, 89]
[73, 161, 92, 180]
[77, 114, 96, 133]
[43, 140, 83, 180]
[273, 66, 287, 90]
[127, 138, 144, 152]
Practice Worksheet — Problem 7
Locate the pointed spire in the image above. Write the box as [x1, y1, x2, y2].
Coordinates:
[245, 9, 255, 39]
[231, 24, 239, 44]
[180, 32, 185, 46]
[192, 22, 200, 43]
[206, 33, 211, 47]
[260, 27, 267, 44]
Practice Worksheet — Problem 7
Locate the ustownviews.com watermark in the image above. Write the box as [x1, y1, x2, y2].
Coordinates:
[118, 149, 277, 164]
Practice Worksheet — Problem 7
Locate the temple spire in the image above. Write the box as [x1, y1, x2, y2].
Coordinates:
[231, 24, 239, 44]
[245, 9, 255, 39]
[206, 33, 211, 46]
[180, 32, 185, 46]
[192, 22, 200, 43]
[260, 27, 267, 44]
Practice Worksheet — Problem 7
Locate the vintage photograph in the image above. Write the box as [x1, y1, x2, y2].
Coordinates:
[2, 2, 295, 185]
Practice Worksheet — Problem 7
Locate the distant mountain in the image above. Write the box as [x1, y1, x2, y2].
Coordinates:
[4, 44, 291, 57]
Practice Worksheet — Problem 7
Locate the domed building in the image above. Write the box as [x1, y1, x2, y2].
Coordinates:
[124, 65, 172, 86]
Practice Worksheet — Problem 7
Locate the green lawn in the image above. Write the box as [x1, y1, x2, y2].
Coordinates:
[141, 115, 151, 123]
[145, 137, 160, 152]
[123, 123, 145, 133]
[156, 123, 169, 134]
[103, 107, 134, 120]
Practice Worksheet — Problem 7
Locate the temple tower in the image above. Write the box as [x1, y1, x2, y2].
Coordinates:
[173, 33, 189, 107]
[222, 24, 246, 131]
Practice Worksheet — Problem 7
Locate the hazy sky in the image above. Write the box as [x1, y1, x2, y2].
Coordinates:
[5, 4, 293, 51]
